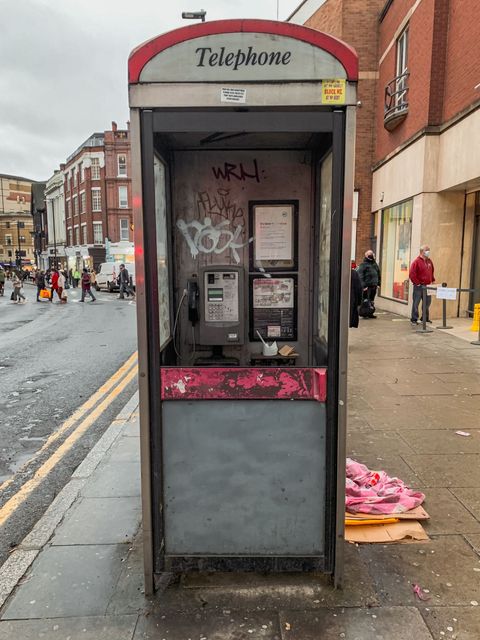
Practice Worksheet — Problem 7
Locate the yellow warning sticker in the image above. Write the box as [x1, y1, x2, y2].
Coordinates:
[322, 79, 346, 105]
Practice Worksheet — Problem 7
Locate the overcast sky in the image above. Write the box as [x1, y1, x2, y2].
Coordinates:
[0, 0, 303, 182]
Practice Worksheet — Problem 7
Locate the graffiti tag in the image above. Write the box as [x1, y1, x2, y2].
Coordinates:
[197, 188, 244, 223]
[176, 217, 252, 264]
[212, 159, 261, 183]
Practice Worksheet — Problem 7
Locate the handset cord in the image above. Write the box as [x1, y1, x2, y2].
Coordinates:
[172, 289, 187, 359]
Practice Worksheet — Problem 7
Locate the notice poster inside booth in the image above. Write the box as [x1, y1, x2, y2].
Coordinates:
[251, 276, 297, 340]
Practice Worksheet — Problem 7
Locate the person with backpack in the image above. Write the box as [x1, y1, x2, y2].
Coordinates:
[357, 250, 381, 319]
[80, 268, 96, 302]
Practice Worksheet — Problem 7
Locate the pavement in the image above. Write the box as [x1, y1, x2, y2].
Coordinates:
[1, 310, 480, 639]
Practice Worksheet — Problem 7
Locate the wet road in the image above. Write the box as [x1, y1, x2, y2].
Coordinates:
[0, 278, 137, 565]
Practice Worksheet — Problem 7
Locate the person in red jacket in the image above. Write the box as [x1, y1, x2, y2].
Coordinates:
[409, 245, 435, 325]
[49, 268, 61, 303]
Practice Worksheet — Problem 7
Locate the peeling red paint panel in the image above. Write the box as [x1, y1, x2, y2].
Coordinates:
[161, 367, 327, 401]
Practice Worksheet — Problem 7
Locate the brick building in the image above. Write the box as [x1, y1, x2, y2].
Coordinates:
[0, 174, 36, 267]
[63, 122, 132, 272]
[290, 0, 480, 318]
[289, 0, 385, 264]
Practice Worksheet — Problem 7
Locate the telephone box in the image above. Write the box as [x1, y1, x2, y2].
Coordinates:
[129, 19, 357, 593]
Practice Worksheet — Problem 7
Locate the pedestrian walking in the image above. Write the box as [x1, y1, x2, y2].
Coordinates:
[57, 270, 66, 302]
[349, 266, 363, 328]
[357, 250, 381, 318]
[12, 274, 26, 303]
[80, 268, 96, 302]
[409, 244, 435, 325]
[35, 270, 46, 301]
[50, 268, 62, 302]
[0, 267, 5, 296]
[117, 264, 135, 300]
[90, 269, 97, 290]
[73, 269, 81, 288]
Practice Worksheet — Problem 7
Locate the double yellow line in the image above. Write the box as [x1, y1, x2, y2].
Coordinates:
[0, 352, 138, 528]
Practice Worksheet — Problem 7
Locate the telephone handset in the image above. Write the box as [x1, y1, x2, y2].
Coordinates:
[187, 279, 199, 325]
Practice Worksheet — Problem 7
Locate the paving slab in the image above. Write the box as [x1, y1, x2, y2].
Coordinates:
[151, 544, 378, 612]
[107, 434, 140, 462]
[347, 428, 415, 458]
[134, 610, 282, 640]
[451, 488, 480, 520]
[421, 606, 480, 640]
[400, 430, 480, 454]
[1, 544, 127, 619]
[0, 615, 138, 640]
[464, 534, 480, 556]
[420, 489, 480, 535]
[52, 496, 141, 545]
[357, 404, 436, 431]
[106, 531, 149, 615]
[403, 454, 480, 487]
[81, 460, 141, 498]
[277, 606, 433, 640]
[359, 535, 480, 607]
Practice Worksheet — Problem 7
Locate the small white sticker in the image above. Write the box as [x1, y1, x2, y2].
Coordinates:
[221, 87, 247, 103]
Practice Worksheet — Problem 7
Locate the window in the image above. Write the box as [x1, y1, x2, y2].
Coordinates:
[74, 226, 79, 245]
[73, 195, 78, 216]
[7, 250, 12, 257]
[93, 222, 103, 244]
[79, 162, 84, 183]
[91, 188, 101, 211]
[19, 235, 26, 243]
[118, 185, 128, 209]
[66, 199, 71, 218]
[5, 234, 12, 245]
[67, 228, 73, 246]
[91, 157, 100, 180]
[117, 155, 127, 176]
[396, 28, 408, 105]
[380, 199, 413, 302]
[80, 191, 85, 213]
[5, 222, 10, 229]
[81, 224, 87, 244]
[71, 168, 76, 187]
[119, 218, 129, 241]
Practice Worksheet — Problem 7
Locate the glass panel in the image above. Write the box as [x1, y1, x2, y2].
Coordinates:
[317, 152, 332, 342]
[380, 199, 412, 301]
[154, 155, 171, 349]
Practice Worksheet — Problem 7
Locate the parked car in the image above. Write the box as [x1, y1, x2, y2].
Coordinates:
[96, 262, 136, 292]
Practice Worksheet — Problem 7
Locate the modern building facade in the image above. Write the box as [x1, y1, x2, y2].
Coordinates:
[63, 122, 132, 272]
[0, 173, 36, 267]
[290, 0, 480, 318]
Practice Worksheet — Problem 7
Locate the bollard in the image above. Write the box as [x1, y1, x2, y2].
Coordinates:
[416, 285, 434, 333]
[470, 303, 480, 332]
[471, 317, 480, 345]
[436, 282, 453, 330]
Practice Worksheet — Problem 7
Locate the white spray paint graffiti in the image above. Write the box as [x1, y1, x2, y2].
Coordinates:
[176, 217, 253, 264]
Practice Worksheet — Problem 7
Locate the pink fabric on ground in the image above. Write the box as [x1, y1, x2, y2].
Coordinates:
[345, 458, 425, 515]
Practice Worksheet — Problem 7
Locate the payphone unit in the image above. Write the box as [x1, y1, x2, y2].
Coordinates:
[198, 265, 245, 345]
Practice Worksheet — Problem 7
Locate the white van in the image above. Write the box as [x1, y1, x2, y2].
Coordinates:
[96, 262, 136, 292]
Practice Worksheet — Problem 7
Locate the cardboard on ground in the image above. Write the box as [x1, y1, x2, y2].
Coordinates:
[345, 520, 429, 544]
[345, 505, 429, 521]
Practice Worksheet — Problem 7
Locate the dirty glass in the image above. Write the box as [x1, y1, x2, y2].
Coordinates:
[317, 152, 332, 343]
[154, 155, 171, 349]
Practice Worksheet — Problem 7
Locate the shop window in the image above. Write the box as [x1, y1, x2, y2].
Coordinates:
[119, 218, 129, 241]
[93, 222, 103, 244]
[380, 199, 412, 302]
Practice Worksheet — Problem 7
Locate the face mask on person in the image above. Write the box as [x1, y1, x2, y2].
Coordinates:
[366, 254, 374, 261]
[424, 250, 430, 258]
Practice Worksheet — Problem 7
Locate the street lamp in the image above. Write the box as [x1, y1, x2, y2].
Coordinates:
[181, 9, 206, 21]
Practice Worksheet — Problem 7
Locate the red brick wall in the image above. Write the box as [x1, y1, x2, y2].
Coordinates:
[442, 0, 480, 121]
[376, 0, 436, 162]
[304, 0, 344, 39]
[302, 0, 384, 261]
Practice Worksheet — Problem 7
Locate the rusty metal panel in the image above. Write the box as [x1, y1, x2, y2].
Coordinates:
[162, 399, 326, 555]
[161, 367, 327, 401]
